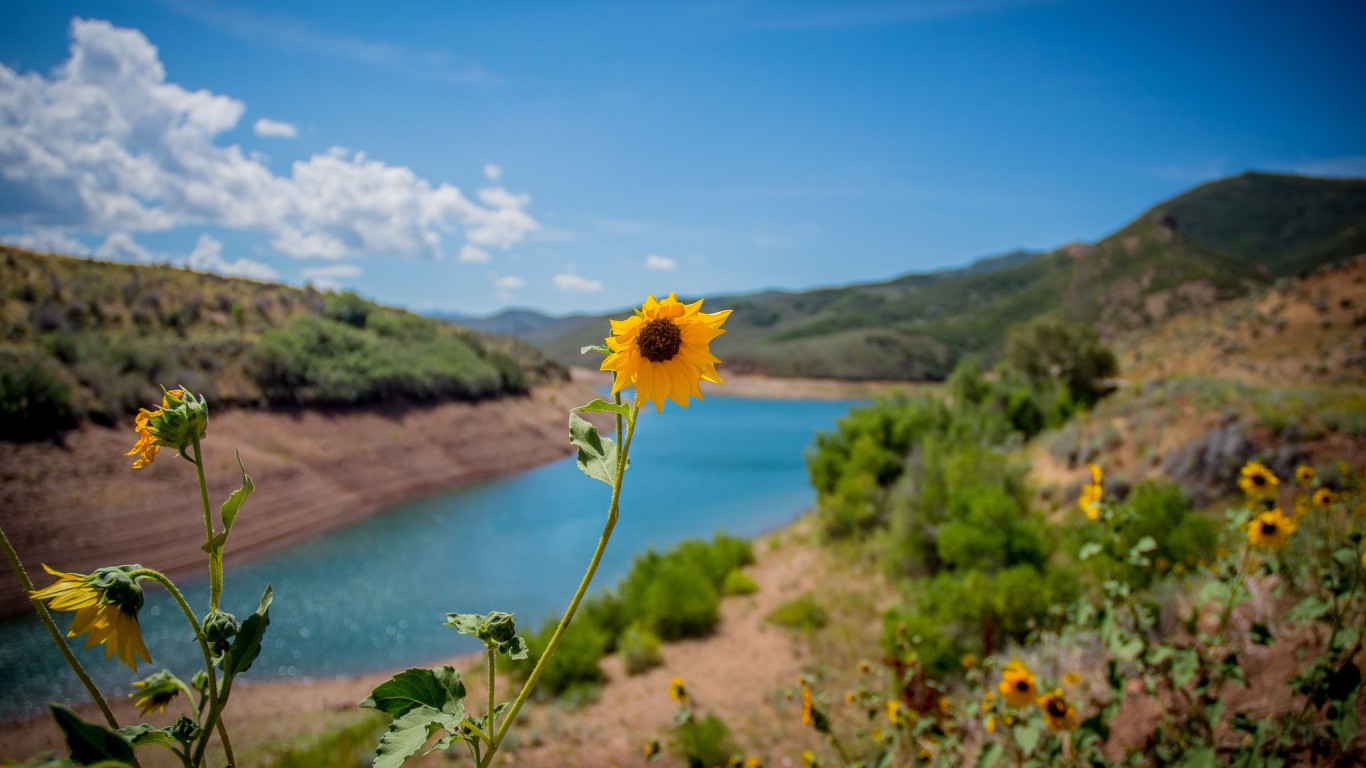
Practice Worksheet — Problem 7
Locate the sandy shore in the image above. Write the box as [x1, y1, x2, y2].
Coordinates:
[569, 366, 923, 401]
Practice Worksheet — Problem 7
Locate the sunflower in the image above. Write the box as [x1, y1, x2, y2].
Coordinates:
[1037, 689, 1078, 732]
[1295, 465, 1315, 486]
[1077, 464, 1104, 520]
[130, 670, 182, 715]
[997, 658, 1037, 708]
[1313, 487, 1335, 508]
[668, 676, 688, 705]
[601, 293, 732, 413]
[886, 699, 901, 725]
[31, 565, 151, 670]
[125, 388, 208, 469]
[1246, 508, 1296, 551]
[126, 406, 162, 469]
[1238, 461, 1279, 499]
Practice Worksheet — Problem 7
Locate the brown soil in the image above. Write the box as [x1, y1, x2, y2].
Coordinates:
[0, 380, 606, 619]
[570, 366, 923, 402]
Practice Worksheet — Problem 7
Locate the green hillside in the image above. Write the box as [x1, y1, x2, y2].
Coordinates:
[535, 172, 1365, 379]
[0, 247, 562, 440]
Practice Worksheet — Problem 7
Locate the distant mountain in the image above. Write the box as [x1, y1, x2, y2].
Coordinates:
[531, 172, 1366, 380]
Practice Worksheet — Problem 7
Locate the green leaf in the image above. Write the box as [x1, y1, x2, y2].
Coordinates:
[1077, 542, 1103, 561]
[580, 344, 609, 356]
[444, 613, 484, 637]
[500, 635, 528, 661]
[373, 706, 463, 768]
[569, 411, 620, 485]
[1130, 536, 1157, 553]
[49, 706, 135, 766]
[361, 666, 467, 719]
[974, 741, 1003, 768]
[225, 585, 273, 678]
[1013, 720, 1041, 754]
[116, 724, 176, 748]
[1176, 745, 1216, 768]
[1171, 649, 1199, 687]
[219, 451, 254, 535]
[577, 398, 631, 417]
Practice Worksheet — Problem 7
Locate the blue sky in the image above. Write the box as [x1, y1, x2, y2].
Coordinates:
[2, 1, 1363, 316]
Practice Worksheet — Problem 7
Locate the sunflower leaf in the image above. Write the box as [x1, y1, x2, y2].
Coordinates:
[219, 451, 254, 536]
[569, 411, 619, 485]
[580, 344, 609, 356]
[577, 399, 631, 417]
[50, 705, 135, 765]
[117, 724, 176, 748]
[361, 666, 467, 718]
[224, 585, 272, 678]
[373, 706, 465, 768]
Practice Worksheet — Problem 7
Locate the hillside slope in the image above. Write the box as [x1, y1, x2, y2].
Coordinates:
[526, 172, 1365, 380]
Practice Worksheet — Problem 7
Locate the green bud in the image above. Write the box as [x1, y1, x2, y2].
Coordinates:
[202, 609, 239, 657]
[148, 386, 209, 453]
[191, 670, 209, 693]
[171, 715, 200, 744]
[485, 612, 517, 644]
[89, 565, 145, 614]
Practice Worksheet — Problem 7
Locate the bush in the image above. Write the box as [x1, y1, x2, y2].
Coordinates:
[673, 714, 736, 768]
[720, 569, 759, 596]
[516, 617, 609, 698]
[0, 347, 76, 440]
[619, 623, 664, 675]
[766, 593, 829, 632]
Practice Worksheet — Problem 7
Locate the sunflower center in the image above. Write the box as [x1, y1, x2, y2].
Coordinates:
[1251, 474, 1266, 487]
[1047, 699, 1067, 717]
[1261, 521, 1279, 536]
[637, 318, 683, 363]
[1015, 680, 1030, 692]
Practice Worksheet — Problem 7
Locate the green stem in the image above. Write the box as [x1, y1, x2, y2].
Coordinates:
[1215, 545, 1253, 640]
[486, 645, 497, 737]
[478, 402, 641, 768]
[131, 569, 236, 768]
[0, 524, 121, 729]
[190, 435, 222, 612]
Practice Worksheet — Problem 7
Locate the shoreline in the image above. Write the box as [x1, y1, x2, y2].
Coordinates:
[568, 366, 927, 401]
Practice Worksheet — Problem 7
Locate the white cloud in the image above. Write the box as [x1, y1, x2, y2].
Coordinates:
[0, 228, 88, 255]
[645, 253, 676, 271]
[185, 234, 277, 280]
[483, 163, 502, 182]
[493, 275, 524, 289]
[0, 19, 538, 264]
[458, 244, 490, 263]
[254, 117, 297, 138]
[96, 232, 160, 263]
[553, 271, 603, 293]
[300, 263, 361, 289]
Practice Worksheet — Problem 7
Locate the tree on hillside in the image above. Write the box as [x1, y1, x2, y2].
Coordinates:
[1003, 316, 1117, 407]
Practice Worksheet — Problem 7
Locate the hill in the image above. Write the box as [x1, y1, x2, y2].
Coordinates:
[522, 172, 1366, 379]
[0, 247, 563, 440]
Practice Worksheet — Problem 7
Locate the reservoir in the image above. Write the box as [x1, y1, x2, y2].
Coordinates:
[0, 396, 856, 721]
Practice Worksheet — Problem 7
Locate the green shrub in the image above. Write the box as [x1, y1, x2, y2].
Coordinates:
[673, 713, 736, 768]
[516, 617, 610, 698]
[766, 593, 828, 632]
[0, 347, 76, 440]
[619, 622, 664, 675]
[720, 569, 759, 596]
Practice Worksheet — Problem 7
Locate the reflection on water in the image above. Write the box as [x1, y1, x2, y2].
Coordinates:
[0, 397, 855, 721]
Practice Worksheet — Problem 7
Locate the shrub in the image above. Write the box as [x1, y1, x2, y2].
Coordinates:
[0, 347, 76, 440]
[766, 593, 829, 632]
[720, 569, 760, 597]
[619, 623, 664, 675]
[517, 617, 609, 698]
[673, 714, 736, 768]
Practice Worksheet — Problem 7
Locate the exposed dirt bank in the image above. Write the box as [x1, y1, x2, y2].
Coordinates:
[570, 366, 922, 401]
[0, 380, 604, 619]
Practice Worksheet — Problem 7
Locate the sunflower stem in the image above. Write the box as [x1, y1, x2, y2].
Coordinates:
[132, 568, 235, 768]
[0, 524, 122, 730]
[478, 401, 641, 768]
[486, 645, 497, 737]
[189, 434, 222, 612]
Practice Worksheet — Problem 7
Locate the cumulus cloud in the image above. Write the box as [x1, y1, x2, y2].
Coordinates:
[300, 263, 361, 289]
[253, 117, 297, 138]
[95, 232, 160, 263]
[483, 163, 502, 182]
[185, 234, 278, 280]
[458, 244, 490, 263]
[0, 19, 538, 263]
[0, 228, 88, 255]
[553, 271, 603, 293]
[493, 275, 524, 289]
[645, 253, 676, 271]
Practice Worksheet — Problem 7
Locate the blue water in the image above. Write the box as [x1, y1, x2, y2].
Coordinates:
[0, 397, 855, 721]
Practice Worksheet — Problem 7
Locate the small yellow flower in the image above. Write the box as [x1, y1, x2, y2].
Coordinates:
[886, 699, 901, 725]
[801, 750, 817, 768]
[843, 690, 856, 705]
[31, 565, 151, 670]
[801, 684, 813, 727]
[745, 757, 762, 768]
[1313, 487, 1335, 508]
[997, 658, 1037, 708]
[1238, 460, 1279, 499]
[985, 714, 996, 733]
[1247, 508, 1296, 550]
[1078, 465, 1104, 520]
[601, 293, 732, 413]
[644, 739, 661, 759]
[668, 676, 688, 705]
[1037, 689, 1078, 732]
[1295, 465, 1315, 485]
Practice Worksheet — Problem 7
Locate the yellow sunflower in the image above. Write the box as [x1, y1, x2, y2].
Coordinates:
[997, 658, 1037, 708]
[1246, 508, 1296, 551]
[1238, 461, 1279, 499]
[1077, 464, 1104, 520]
[1036, 689, 1078, 732]
[668, 676, 688, 705]
[602, 293, 732, 413]
[1295, 465, 1315, 486]
[1313, 487, 1335, 508]
[126, 406, 162, 469]
[31, 565, 151, 670]
[124, 388, 208, 469]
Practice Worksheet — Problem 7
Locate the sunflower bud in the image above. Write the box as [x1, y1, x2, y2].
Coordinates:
[484, 611, 518, 644]
[130, 670, 182, 715]
[202, 609, 240, 657]
[191, 670, 209, 693]
[148, 387, 209, 453]
[88, 566, 146, 614]
[171, 715, 201, 744]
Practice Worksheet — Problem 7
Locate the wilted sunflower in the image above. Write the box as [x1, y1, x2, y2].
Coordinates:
[1238, 461, 1279, 499]
[1037, 689, 1078, 732]
[130, 670, 182, 715]
[602, 293, 732, 413]
[31, 565, 151, 670]
[1247, 508, 1296, 551]
[997, 658, 1037, 708]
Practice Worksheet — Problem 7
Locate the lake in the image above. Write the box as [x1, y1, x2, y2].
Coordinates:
[0, 396, 856, 721]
